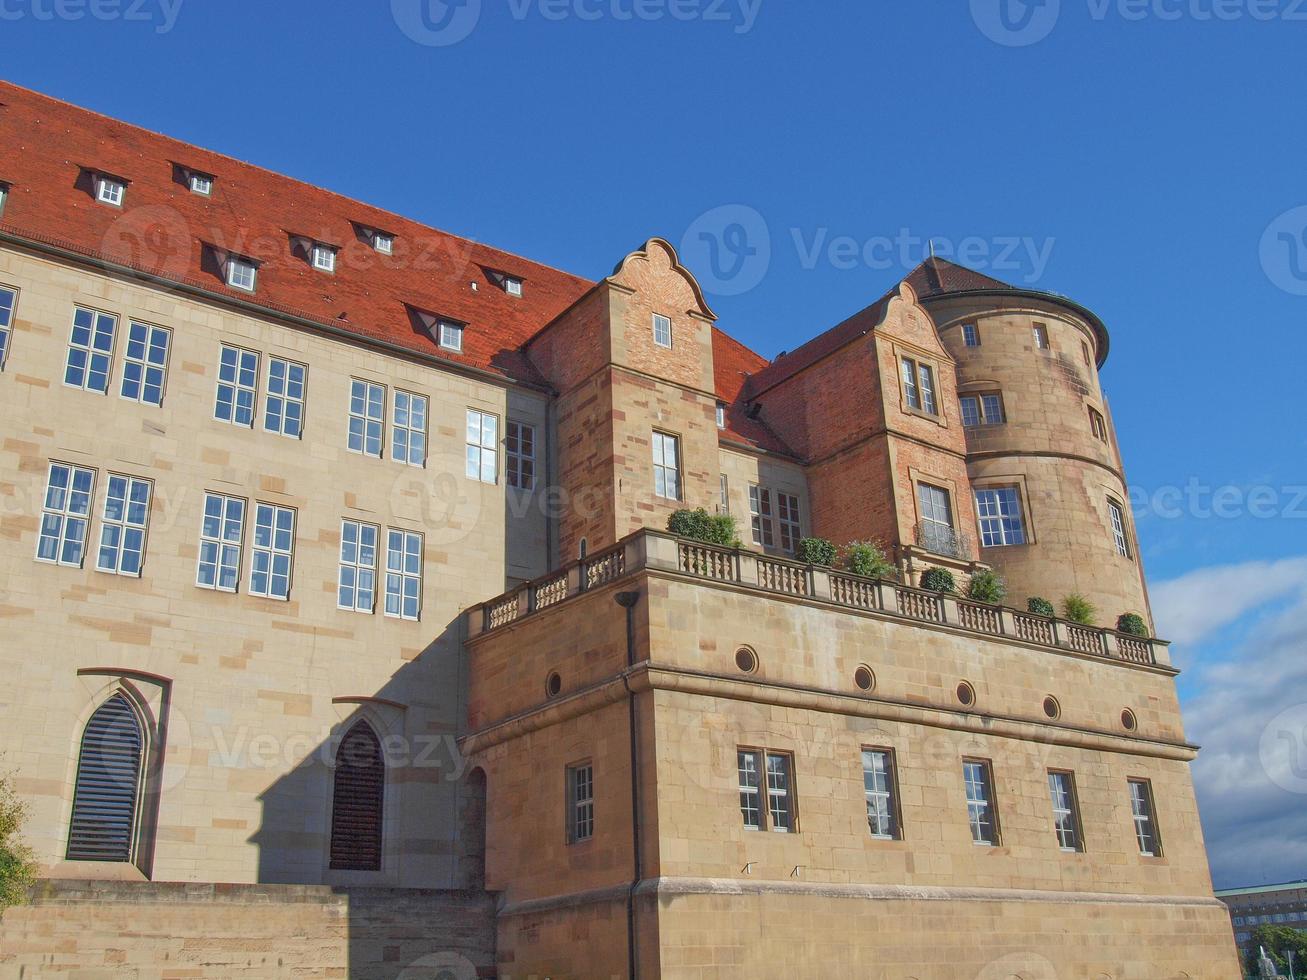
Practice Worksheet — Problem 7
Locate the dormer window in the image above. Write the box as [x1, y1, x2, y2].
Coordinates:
[0, 182, 8, 215]
[226, 256, 257, 292]
[504, 276, 523, 297]
[311, 244, 337, 273]
[189, 172, 213, 196]
[374, 232, 393, 255]
[438, 320, 464, 352]
[96, 176, 125, 207]
[716, 403, 726, 429]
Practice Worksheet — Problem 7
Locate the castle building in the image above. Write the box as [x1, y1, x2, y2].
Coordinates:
[0, 80, 1239, 978]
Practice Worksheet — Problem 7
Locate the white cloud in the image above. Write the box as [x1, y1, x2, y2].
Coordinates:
[1150, 556, 1307, 647]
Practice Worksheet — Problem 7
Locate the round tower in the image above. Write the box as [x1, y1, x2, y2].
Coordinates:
[922, 275, 1152, 632]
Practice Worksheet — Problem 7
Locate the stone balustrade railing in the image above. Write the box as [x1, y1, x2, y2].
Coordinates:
[466, 530, 1171, 669]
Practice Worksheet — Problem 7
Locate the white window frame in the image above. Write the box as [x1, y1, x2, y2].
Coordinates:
[348, 379, 386, 457]
[1108, 498, 1131, 558]
[652, 431, 681, 500]
[506, 420, 536, 491]
[749, 484, 774, 548]
[119, 321, 171, 407]
[96, 176, 125, 206]
[225, 257, 257, 292]
[963, 759, 999, 846]
[64, 306, 118, 394]
[384, 528, 423, 621]
[652, 313, 672, 349]
[373, 232, 394, 255]
[197, 492, 245, 592]
[466, 410, 498, 484]
[311, 244, 336, 273]
[567, 762, 594, 843]
[1129, 778, 1161, 856]
[214, 344, 260, 427]
[0, 284, 17, 370]
[0, 183, 9, 216]
[95, 474, 152, 577]
[249, 502, 295, 601]
[438, 320, 464, 353]
[36, 462, 96, 567]
[975, 486, 1026, 548]
[504, 276, 523, 297]
[962, 323, 980, 347]
[716, 402, 726, 429]
[264, 357, 307, 439]
[392, 390, 428, 467]
[862, 748, 900, 841]
[901, 355, 938, 415]
[765, 751, 795, 833]
[338, 519, 378, 614]
[1034, 323, 1050, 350]
[777, 492, 801, 553]
[189, 173, 213, 196]
[719, 474, 729, 514]
[1048, 770, 1083, 853]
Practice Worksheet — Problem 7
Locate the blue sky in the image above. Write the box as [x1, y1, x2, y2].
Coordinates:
[3, 0, 1304, 888]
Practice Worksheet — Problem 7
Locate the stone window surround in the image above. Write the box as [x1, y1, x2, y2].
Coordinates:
[893, 341, 948, 427]
[971, 474, 1036, 548]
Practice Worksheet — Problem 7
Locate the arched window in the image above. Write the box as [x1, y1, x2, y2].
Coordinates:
[330, 721, 385, 871]
[66, 693, 144, 862]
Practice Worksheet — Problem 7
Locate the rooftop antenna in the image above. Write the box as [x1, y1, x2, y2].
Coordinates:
[928, 238, 936, 260]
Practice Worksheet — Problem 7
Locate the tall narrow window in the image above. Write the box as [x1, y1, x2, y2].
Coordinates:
[120, 322, 170, 407]
[652, 431, 680, 500]
[962, 323, 980, 347]
[963, 759, 999, 846]
[1128, 779, 1161, 856]
[37, 462, 96, 566]
[567, 763, 594, 843]
[737, 749, 795, 832]
[65, 306, 118, 394]
[197, 493, 244, 591]
[214, 345, 259, 427]
[330, 721, 385, 871]
[1082, 340, 1092, 366]
[506, 421, 536, 490]
[749, 484, 774, 548]
[249, 504, 294, 600]
[66, 694, 143, 863]
[901, 357, 920, 410]
[716, 402, 727, 429]
[975, 486, 1026, 548]
[738, 750, 763, 830]
[338, 519, 378, 613]
[96, 475, 151, 576]
[264, 358, 307, 438]
[392, 390, 428, 467]
[0, 285, 18, 369]
[918, 362, 938, 415]
[901, 356, 937, 415]
[777, 492, 801, 553]
[1108, 499, 1131, 558]
[862, 749, 901, 840]
[719, 474, 730, 514]
[385, 529, 422, 621]
[1089, 407, 1109, 442]
[465, 410, 498, 484]
[1033, 323, 1050, 350]
[917, 482, 956, 556]
[1048, 771, 1083, 853]
[765, 752, 795, 832]
[349, 380, 386, 457]
[652, 313, 672, 349]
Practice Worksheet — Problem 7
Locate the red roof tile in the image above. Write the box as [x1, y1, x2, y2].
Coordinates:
[711, 327, 795, 456]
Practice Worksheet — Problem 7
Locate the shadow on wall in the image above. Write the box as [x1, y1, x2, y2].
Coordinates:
[246, 614, 496, 979]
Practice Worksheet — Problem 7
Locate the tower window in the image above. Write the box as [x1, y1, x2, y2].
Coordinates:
[1033, 323, 1050, 350]
[95, 176, 125, 206]
[66, 694, 144, 863]
[960, 393, 1005, 427]
[962, 323, 980, 347]
[975, 486, 1026, 548]
[1089, 407, 1109, 442]
[1108, 498, 1132, 559]
[567, 763, 594, 843]
[330, 721, 385, 871]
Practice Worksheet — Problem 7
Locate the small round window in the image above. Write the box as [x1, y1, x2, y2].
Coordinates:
[735, 647, 758, 674]
[854, 665, 876, 693]
[956, 681, 976, 708]
[1121, 708, 1138, 732]
[545, 671, 563, 699]
[1043, 696, 1061, 720]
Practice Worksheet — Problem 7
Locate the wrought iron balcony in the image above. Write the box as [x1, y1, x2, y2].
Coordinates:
[913, 522, 974, 561]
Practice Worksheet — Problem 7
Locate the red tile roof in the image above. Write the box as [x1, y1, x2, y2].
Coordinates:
[903, 255, 1016, 298]
[711, 328, 795, 456]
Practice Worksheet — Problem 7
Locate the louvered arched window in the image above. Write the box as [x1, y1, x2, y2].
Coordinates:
[330, 721, 385, 871]
[66, 693, 144, 862]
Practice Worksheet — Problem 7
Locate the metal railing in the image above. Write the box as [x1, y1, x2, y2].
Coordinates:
[913, 522, 974, 561]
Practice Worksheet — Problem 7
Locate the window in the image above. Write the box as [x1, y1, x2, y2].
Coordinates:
[465, 410, 498, 483]
[916, 482, 956, 555]
[1089, 407, 1109, 442]
[95, 475, 151, 576]
[264, 357, 307, 438]
[652, 313, 673, 349]
[777, 492, 801, 553]
[716, 402, 726, 429]
[249, 503, 295, 600]
[119, 322, 170, 406]
[652, 431, 680, 500]
[0, 183, 8, 215]
[66, 693, 143, 863]
[719, 474, 729, 514]
[225, 257, 257, 292]
[862, 749, 901, 840]
[963, 759, 999, 846]
[506, 420, 535, 490]
[1108, 498, 1131, 558]
[64, 306, 118, 394]
[1128, 779, 1161, 856]
[392, 390, 428, 467]
[1082, 340, 1092, 366]
[385, 529, 423, 621]
[197, 493, 244, 591]
[975, 487, 1026, 548]
[1033, 323, 1050, 350]
[189, 173, 212, 195]
[962, 323, 980, 347]
[329, 721, 385, 871]
[373, 232, 393, 255]
[567, 763, 594, 843]
[96, 176, 125, 206]
[311, 244, 336, 273]
[749, 484, 774, 547]
[214, 345, 259, 426]
[438, 320, 464, 352]
[37, 463, 96, 567]
[338, 519, 378, 613]
[1047, 771, 1083, 852]
[901, 356, 937, 415]
[0, 285, 16, 369]
[504, 276, 523, 297]
[349, 380, 386, 457]
[960, 393, 1005, 427]
[738, 749, 795, 832]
